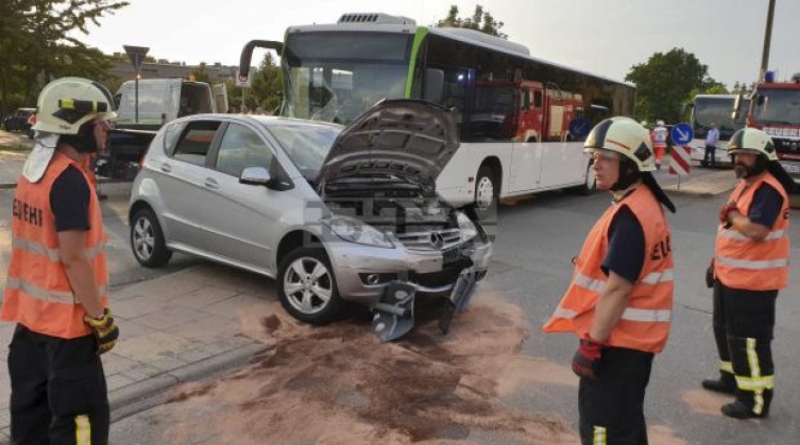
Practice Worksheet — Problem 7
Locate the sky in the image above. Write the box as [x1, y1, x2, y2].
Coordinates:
[79, 0, 800, 88]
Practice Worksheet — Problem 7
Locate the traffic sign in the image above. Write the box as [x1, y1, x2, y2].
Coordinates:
[123, 45, 150, 71]
[568, 117, 593, 139]
[235, 70, 252, 88]
[671, 123, 694, 146]
[669, 145, 692, 176]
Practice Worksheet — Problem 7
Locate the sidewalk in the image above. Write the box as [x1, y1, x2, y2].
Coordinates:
[0, 263, 273, 442]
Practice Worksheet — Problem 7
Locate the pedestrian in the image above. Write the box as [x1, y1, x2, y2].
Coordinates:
[543, 117, 676, 444]
[650, 120, 669, 170]
[703, 122, 720, 168]
[702, 128, 793, 419]
[2, 77, 120, 444]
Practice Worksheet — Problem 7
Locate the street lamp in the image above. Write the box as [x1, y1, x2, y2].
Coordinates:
[123, 45, 150, 124]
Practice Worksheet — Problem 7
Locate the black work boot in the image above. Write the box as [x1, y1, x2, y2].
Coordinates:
[721, 401, 768, 419]
[702, 373, 735, 395]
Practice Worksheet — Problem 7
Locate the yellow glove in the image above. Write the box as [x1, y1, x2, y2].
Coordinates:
[84, 308, 119, 355]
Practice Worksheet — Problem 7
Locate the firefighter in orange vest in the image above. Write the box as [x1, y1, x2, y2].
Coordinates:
[543, 117, 676, 444]
[2, 77, 119, 444]
[702, 128, 793, 419]
[650, 120, 668, 170]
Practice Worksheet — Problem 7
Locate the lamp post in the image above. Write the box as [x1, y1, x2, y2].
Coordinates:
[760, 0, 776, 80]
[123, 45, 150, 124]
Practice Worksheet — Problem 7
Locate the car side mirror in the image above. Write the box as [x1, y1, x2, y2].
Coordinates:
[239, 167, 272, 186]
[424, 69, 444, 103]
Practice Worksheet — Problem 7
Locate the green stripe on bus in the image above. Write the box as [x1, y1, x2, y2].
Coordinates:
[405, 27, 429, 99]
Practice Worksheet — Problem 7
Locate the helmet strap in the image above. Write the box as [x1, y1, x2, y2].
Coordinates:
[610, 157, 642, 191]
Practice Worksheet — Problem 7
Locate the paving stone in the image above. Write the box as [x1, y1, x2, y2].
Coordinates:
[166, 315, 238, 344]
[176, 347, 217, 363]
[113, 317, 157, 338]
[169, 286, 238, 309]
[148, 356, 188, 372]
[100, 353, 139, 376]
[202, 294, 270, 320]
[106, 374, 137, 392]
[112, 332, 200, 363]
[120, 364, 164, 382]
[112, 295, 168, 319]
[132, 306, 209, 330]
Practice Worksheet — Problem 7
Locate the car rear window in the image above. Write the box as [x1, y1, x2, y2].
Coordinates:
[172, 121, 221, 166]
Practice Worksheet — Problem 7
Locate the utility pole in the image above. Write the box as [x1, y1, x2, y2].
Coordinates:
[760, 0, 776, 80]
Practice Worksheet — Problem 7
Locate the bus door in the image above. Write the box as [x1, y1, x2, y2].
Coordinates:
[510, 85, 545, 192]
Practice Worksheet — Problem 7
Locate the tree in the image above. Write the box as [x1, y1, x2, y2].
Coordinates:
[0, 0, 128, 113]
[625, 48, 724, 123]
[191, 62, 210, 83]
[250, 53, 283, 114]
[435, 5, 508, 39]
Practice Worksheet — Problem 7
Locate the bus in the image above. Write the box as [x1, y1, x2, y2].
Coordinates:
[239, 13, 635, 208]
[687, 94, 749, 166]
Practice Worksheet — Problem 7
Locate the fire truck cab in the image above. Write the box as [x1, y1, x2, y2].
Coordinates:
[737, 71, 800, 186]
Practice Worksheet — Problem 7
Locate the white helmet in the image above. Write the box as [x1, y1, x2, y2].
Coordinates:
[584, 117, 656, 172]
[656, 120, 665, 126]
[727, 128, 778, 161]
[33, 77, 116, 135]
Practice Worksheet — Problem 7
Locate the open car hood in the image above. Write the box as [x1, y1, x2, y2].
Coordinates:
[317, 99, 460, 191]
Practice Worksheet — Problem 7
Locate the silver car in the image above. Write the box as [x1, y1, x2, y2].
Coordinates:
[129, 100, 492, 329]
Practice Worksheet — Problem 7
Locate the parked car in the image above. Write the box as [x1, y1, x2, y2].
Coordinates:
[129, 100, 492, 332]
[2, 107, 36, 133]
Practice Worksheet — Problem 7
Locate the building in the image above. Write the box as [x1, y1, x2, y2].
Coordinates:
[109, 56, 240, 83]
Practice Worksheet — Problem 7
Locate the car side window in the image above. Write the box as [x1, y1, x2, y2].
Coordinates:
[172, 121, 220, 166]
[163, 121, 187, 155]
[215, 123, 274, 178]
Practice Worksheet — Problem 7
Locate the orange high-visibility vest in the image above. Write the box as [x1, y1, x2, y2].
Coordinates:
[714, 173, 790, 291]
[2, 151, 109, 339]
[543, 185, 674, 353]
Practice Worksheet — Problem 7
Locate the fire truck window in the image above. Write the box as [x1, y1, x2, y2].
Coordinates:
[534, 91, 543, 108]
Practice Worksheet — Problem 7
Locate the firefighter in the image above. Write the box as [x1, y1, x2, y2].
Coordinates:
[543, 117, 676, 444]
[650, 120, 668, 170]
[2, 77, 119, 444]
[702, 128, 793, 419]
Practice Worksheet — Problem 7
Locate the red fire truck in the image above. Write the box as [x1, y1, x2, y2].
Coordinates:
[736, 71, 800, 186]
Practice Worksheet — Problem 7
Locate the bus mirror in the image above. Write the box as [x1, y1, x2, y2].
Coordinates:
[424, 69, 444, 103]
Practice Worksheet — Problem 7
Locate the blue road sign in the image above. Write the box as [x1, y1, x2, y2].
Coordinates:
[671, 123, 694, 146]
[569, 117, 593, 139]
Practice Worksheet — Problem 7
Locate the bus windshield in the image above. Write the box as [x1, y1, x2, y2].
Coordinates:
[282, 32, 413, 125]
[752, 88, 800, 126]
[692, 97, 747, 130]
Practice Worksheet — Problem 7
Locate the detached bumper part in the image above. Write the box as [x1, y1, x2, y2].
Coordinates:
[438, 267, 477, 335]
[372, 281, 417, 342]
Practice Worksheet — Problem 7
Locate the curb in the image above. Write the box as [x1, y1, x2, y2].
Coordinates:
[109, 342, 267, 421]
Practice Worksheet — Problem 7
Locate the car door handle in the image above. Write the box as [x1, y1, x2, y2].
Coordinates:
[204, 178, 219, 190]
[160, 163, 172, 173]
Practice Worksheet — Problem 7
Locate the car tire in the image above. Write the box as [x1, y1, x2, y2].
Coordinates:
[130, 208, 172, 268]
[277, 247, 343, 325]
[578, 159, 597, 195]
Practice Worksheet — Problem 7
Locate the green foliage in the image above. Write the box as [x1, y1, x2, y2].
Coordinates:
[435, 5, 508, 39]
[0, 0, 128, 114]
[191, 62, 210, 83]
[625, 48, 724, 123]
[225, 53, 283, 114]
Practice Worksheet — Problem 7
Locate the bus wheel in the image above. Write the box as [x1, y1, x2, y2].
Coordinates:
[475, 166, 497, 211]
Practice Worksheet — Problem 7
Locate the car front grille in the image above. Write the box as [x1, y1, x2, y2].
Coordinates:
[394, 228, 462, 251]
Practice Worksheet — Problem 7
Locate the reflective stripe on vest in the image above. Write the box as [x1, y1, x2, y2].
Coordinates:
[1, 151, 109, 339]
[542, 185, 674, 353]
[12, 235, 106, 261]
[714, 174, 790, 291]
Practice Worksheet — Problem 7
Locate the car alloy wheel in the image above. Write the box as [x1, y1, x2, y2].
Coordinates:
[133, 216, 156, 261]
[283, 257, 334, 315]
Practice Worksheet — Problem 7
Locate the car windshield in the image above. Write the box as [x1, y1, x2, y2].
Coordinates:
[265, 123, 341, 177]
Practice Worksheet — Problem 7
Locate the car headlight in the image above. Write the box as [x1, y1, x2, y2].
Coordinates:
[322, 217, 394, 249]
[456, 212, 478, 242]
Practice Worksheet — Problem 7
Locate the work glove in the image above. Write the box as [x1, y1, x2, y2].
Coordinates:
[719, 202, 738, 228]
[84, 308, 119, 355]
[705, 259, 715, 288]
[572, 334, 605, 379]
